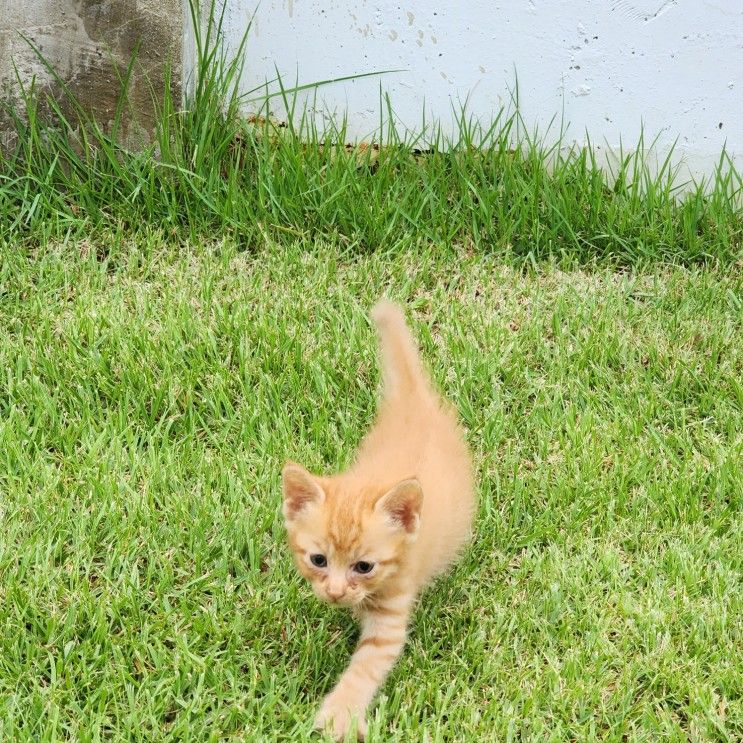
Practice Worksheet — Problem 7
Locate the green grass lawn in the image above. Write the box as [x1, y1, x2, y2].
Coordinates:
[1, 236, 740, 740]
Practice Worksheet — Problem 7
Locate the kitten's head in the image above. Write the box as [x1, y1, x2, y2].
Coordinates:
[281, 462, 422, 608]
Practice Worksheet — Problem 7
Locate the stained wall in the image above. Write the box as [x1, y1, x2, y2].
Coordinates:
[220, 0, 742, 177]
[1, 0, 183, 146]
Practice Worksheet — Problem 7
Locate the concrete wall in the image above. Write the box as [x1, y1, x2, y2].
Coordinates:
[1, 0, 183, 146]
[221, 0, 743, 179]
[4, 1, 740, 178]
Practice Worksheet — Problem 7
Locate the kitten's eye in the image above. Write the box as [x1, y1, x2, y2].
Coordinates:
[310, 554, 327, 568]
[353, 561, 374, 574]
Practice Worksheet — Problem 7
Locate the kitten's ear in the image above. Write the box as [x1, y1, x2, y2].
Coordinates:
[282, 462, 325, 520]
[375, 478, 423, 534]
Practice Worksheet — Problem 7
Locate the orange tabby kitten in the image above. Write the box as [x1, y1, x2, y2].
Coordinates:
[282, 300, 475, 740]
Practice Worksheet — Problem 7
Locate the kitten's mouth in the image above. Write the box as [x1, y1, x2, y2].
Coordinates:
[323, 593, 363, 608]
[328, 596, 353, 607]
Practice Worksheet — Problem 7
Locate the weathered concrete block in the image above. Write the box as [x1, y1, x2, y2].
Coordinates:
[1, 0, 183, 148]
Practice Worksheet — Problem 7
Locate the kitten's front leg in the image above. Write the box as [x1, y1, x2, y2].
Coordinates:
[315, 593, 413, 741]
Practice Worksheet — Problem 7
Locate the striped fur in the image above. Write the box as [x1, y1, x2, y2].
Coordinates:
[282, 300, 475, 740]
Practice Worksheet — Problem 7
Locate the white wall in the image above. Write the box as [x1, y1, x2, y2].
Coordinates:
[216, 1, 743, 178]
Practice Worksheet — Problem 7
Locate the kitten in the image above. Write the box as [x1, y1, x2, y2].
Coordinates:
[282, 300, 475, 740]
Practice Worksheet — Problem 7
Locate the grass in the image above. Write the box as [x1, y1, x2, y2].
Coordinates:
[0, 2, 741, 738]
[1, 3, 742, 264]
[0, 235, 741, 740]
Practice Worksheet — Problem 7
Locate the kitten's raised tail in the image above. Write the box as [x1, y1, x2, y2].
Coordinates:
[371, 299, 429, 399]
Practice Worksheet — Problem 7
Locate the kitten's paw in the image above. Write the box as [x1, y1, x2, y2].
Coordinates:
[314, 694, 367, 741]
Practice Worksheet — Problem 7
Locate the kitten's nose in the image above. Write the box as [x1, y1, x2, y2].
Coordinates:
[326, 578, 347, 600]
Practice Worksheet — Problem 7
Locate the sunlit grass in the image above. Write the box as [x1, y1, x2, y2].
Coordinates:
[0, 236, 741, 740]
[0, 2, 741, 738]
